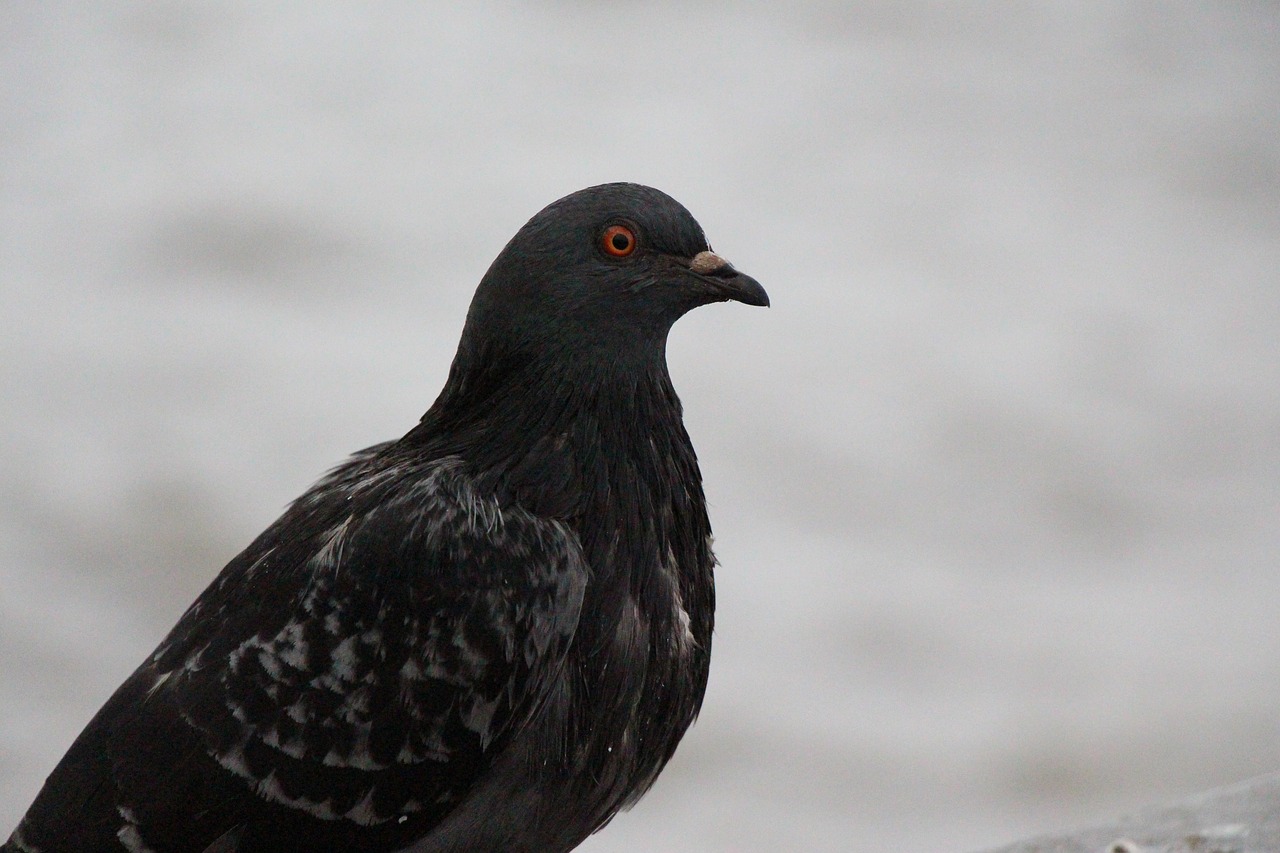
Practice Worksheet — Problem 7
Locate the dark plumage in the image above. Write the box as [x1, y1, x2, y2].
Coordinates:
[5, 183, 767, 853]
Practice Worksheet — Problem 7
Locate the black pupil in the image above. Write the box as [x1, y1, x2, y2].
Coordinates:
[611, 232, 630, 251]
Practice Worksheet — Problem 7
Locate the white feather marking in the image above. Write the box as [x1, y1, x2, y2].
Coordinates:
[329, 635, 359, 682]
[314, 516, 354, 573]
[662, 545, 696, 656]
[675, 605, 694, 653]
[276, 621, 309, 670]
[395, 457, 510, 541]
[146, 670, 173, 699]
[116, 806, 156, 853]
[259, 726, 308, 760]
[345, 788, 383, 826]
[396, 738, 445, 763]
[323, 609, 343, 635]
[258, 648, 283, 680]
[320, 729, 386, 770]
[464, 695, 499, 744]
[399, 656, 423, 681]
[182, 646, 206, 674]
[216, 749, 396, 824]
[285, 697, 312, 723]
[244, 546, 276, 579]
[253, 772, 339, 821]
[212, 743, 255, 780]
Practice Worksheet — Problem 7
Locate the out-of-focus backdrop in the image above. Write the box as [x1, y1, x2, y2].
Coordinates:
[2, 4, 1278, 851]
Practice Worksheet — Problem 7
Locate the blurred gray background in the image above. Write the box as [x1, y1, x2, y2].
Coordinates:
[2, 3, 1278, 851]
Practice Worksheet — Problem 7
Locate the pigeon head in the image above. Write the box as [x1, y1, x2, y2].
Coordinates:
[454, 183, 768, 375]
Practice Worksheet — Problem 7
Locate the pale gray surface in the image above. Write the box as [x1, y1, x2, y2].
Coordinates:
[2, 4, 1279, 852]
[980, 773, 1280, 853]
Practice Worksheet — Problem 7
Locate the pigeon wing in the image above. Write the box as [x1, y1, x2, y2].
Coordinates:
[8, 451, 588, 853]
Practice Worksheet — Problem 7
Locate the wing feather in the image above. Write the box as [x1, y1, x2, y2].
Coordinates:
[8, 450, 587, 853]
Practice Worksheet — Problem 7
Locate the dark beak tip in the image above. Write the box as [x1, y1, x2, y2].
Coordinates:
[732, 273, 770, 308]
[687, 253, 769, 308]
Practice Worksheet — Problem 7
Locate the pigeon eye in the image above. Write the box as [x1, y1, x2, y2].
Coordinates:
[601, 225, 637, 258]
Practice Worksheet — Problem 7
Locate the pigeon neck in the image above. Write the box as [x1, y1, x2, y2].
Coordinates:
[412, 339, 692, 505]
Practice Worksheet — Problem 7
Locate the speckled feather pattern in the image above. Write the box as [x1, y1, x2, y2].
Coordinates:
[9, 450, 591, 852]
[4, 183, 763, 853]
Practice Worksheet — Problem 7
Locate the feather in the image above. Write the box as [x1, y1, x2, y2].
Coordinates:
[5, 183, 766, 853]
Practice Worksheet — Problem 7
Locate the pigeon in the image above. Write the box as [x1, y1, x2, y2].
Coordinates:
[5, 183, 767, 853]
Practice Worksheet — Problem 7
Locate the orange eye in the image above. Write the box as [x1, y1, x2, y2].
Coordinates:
[602, 224, 636, 257]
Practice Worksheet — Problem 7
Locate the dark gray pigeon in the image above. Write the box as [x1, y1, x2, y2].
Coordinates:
[5, 183, 768, 853]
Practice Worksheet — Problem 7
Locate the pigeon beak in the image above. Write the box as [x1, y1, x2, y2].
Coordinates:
[688, 251, 770, 307]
